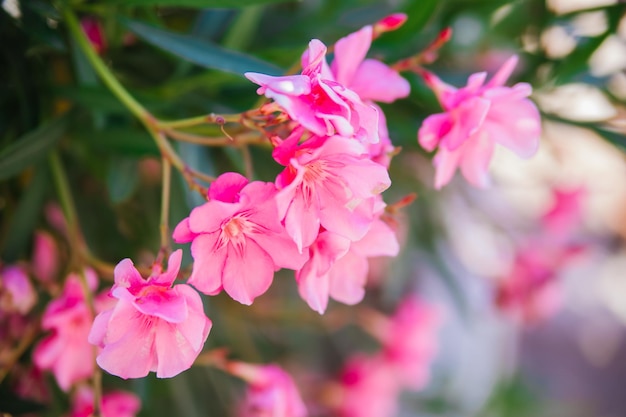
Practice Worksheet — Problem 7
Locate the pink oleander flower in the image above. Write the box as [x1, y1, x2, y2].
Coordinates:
[418, 55, 541, 189]
[89, 250, 212, 379]
[274, 134, 391, 252]
[336, 354, 400, 417]
[173, 172, 308, 305]
[67, 386, 141, 417]
[0, 265, 36, 314]
[380, 297, 441, 390]
[297, 216, 399, 314]
[246, 39, 380, 143]
[32, 230, 60, 283]
[33, 270, 99, 391]
[230, 362, 308, 417]
[541, 186, 586, 239]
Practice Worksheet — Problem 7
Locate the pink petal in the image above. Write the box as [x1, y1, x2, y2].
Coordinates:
[152, 249, 182, 286]
[302, 39, 328, 76]
[188, 200, 241, 235]
[350, 59, 411, 103]
[459, 132, 496, 188]
[188, 233, 226, 295]
[222, 239, 275, 305]
[433, 148, 462, 189]
[113, 259, 145, 292]
[352, 219, 399, 257]
[329, 250, 368, 305]
[418, 113, 452, 152]
[208, 171, 249, 202]
[175, 284, 212, 352]
[153, 320, 197, 378]
[332, 26, 373, 86]
[88, 309, 113, 347]
[32, 231, 59, 283]
[486, 55, 519, 88]
[172, 217, 196, 243]
[442, 97, 490, 150]
[245, 73, 311, 96]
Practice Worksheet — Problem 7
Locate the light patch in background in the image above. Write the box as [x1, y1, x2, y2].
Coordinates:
[535, 83, 616, 122]
[451, 14, 484, 47]
[2, 0, 20, 19]
[547, 0, 616, 15]
[572, 11, 608, 37]
[492, 121, 626, 236]
[599, 252, 626, 324]
[589, 35, 626, 77]
[541, 25, 577, 59]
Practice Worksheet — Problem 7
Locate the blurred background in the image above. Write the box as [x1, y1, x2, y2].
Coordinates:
[2, 0, 626, 416]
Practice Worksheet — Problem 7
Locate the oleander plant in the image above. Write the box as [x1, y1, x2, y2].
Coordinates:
[2, 0, 626, 416]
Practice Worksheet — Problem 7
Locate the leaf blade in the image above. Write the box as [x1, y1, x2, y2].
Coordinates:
[106, 0, 292, 7]
[123, 19, 283, 76]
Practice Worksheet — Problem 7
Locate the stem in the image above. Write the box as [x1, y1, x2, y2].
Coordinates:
[157, 113, 241, 129]
[240, 144, 254, 179]
[158, 159, 172, 262]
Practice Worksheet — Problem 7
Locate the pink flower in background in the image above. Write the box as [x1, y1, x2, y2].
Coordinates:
[173, 172, 308, 305]
[80, 17, 107, 55]
[337, 354, 400, 417]
[68, 386, 141, 417]
[230, 362, 308, 417]
[32, 230, 60, 283]
[33, 270, 99, 391]
[246, 39, 379, 143]
[1, 265, 36, 314]
[89, 250, 212, 379]
[418, 55, 541, 189]
[495, 186, 587, 323]
[274, 135, 391, 252]
[380, 297, 441, 390]
[297, 216, 399, 314]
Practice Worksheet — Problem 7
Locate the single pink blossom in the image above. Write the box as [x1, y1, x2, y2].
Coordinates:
[173, 172, 308, 305]
[32, 230, 60, 283]
[373, 13, 408, 35]
[297, 217, 399, 314]
[380, 297, 441, 390]
[1, 265, 36, 314]
[89, 250, 212, 379]
[336, 354, 400, 417]
[246, 39, 379, 143]
[418, 55, 541, 189]
[230, 362, 308, 417]
[80, 17, 107, 54]
[67, 386, 141, 417]
[274, 135, 391, 252]
[33, 270, 99, 391]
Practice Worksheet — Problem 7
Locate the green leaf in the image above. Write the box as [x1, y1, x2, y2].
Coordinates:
[84, 127, 160, 157]
[0, 113, 69, 180]
[105, 0, 292, 7]
[123, 19, 283, 76]
[107, 157, 140, 203]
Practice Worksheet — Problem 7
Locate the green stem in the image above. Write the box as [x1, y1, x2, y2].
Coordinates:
[157, 113, 241, 129]
[63, 8, 149, 122]
[159, 159, 172, 257]
[48, 152, 80, 242]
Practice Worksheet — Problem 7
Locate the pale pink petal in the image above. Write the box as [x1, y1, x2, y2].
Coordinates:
[172, 217, 196, 243]
[350, 59, 411, 103]
[125, 286, 187, 324]
[188, 200, 241, 235]
[2, 266, 36, 314]
[302, 39, 328, 76]
[484, 95, 541, 158]
[352, 219, 399, 258]
[245, 73, 311, 96]
[175, 284, 212, 352]
[113, 259, 144, 292]
[152, 249, 183, 286]
[153, 320, 198, 378]
[88, 309, 113, 347]
[441, 97, 490, 150]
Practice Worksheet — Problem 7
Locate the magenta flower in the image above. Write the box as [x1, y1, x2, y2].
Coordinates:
[173, 172, 308, 305]
[32, 230, 60, 283]
[67, 386, 141, 417]
[230, 362, 307, 417]
[274, 135, 391, 252]
[297, 217, 399, 314]
[1, 265, 36, 314]
[33, 270, 99, 391]
[89, 250, 212, 379]
[337, 354, 400, 417]
[246, 39, 379, 143]
[380, 297, 441, 390]
[418, 55, 541, 189]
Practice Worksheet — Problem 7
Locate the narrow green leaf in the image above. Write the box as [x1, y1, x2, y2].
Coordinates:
[0, 113, 69, 180]
[105, 0, 292, 7]
[107, 157, 140, 203]
[123, 19, 283, 76]
[84, 127, 160, 157]
[2, 167, 48, 262]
